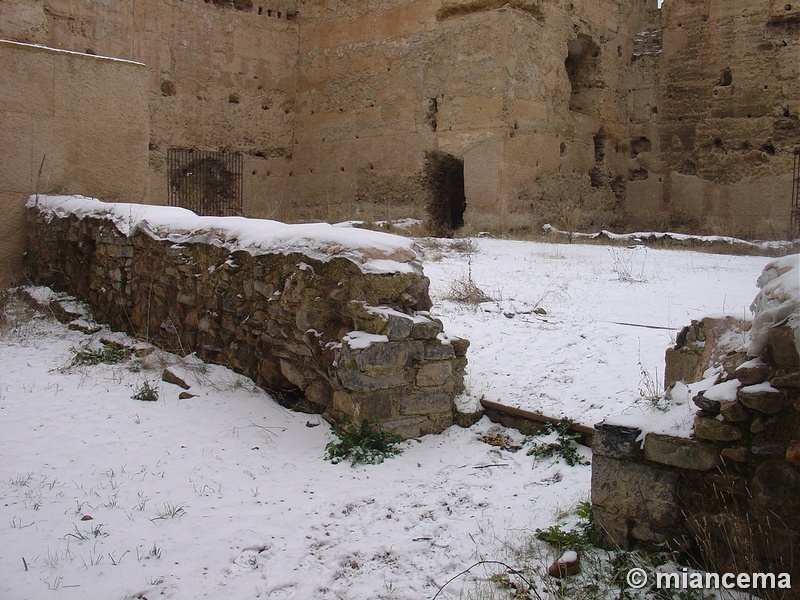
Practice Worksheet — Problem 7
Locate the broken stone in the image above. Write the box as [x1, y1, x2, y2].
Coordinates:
[162, 368, 191, 390]
[592, 423, 643, 459]
[548, 550, 580, 578]
[692, 392, 721, 414]
[771, 370, 800, 388]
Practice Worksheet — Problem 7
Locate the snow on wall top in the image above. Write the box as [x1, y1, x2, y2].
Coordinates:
[749, 253, 800, 357]
[27, 195, 422, 275]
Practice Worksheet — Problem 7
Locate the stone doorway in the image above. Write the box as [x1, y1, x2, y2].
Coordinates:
[424, 151, 466, 236]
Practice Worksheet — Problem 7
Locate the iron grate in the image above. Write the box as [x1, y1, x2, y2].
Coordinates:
[167, 148, 243, 216]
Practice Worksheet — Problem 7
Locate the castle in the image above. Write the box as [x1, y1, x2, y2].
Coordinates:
[1, 0, 798, 285]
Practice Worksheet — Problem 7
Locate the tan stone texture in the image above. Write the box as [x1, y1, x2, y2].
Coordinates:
[2, 0, 798, 243]
[0, 40, 149, 287]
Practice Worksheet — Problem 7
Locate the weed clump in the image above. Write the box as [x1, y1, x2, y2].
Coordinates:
[70, 341, 132, 366]
[325, 418, 403, 466]
[132, 381, 159, 402]
[527, 418, 589, 466]
[535, 500, 595, 551]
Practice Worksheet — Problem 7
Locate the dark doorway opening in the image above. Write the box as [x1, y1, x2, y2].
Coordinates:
[565, 34, 601, 115]
[424, 151, 466, 236]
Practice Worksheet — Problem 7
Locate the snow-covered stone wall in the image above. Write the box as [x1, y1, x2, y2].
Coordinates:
[592, 254, 800, 584]
[25, 195, 468, 438]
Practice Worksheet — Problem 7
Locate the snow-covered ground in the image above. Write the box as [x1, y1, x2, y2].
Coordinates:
[0, 237, 782, 600]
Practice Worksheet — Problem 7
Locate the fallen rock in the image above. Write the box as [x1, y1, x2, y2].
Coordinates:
[178, 392, 196, 399]
[548, 550, 580, 578]
[162, 368, 191, 390]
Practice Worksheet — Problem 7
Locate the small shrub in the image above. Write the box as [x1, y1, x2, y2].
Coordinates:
[132, 381, 159, 402]
[526, 418, 589, 466]
[325, 418, 403, 466]
[535, 500, 595, 551]
[444, 256, 495, 305]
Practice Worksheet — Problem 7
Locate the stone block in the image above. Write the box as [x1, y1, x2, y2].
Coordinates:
[719, 399, 749, 422]
[693, 416, 743, 442]
[768, 326, 800, 368]
[305, 379, 332, 407]
[592, 423, 643, 459]
[410, 317, 443, 340]
[349, 391, 394, 419]
[738, 384, 787, 414]
[399, 391, 453, 416]
[337, 366, 408, 391]
[644, 434, 720, 471]
[423, 341, 456, 360]
[591, 455, 682, 528]
[451, 337, 470, 358]
[416, 361, 452, 388]
[735, 359, 768, 385]
[382, 416, 427, 439]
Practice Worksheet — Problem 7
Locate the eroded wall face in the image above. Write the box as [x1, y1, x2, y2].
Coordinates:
[0, 41, 149, 288]
[293, 0, 653, 233]
[630, 0, 800, 238]
[0, 0, 299, 219]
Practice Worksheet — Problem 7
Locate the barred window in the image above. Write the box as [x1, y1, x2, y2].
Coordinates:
[167, 148, 243, 217]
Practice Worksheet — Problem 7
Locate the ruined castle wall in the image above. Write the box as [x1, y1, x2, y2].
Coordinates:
[293, 0, 657, 233]
[626, 0, 800, 238]
[0, 0, 299, 218]
[25, 196, 469, 438]
[0, 40, 149, 288]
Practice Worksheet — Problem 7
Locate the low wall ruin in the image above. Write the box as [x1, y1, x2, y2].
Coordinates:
[592, 255, 800, 590]
[25, 195, 468, 438]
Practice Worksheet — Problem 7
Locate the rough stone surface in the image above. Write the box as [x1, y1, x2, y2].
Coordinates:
[26, 205, 468, 438]
[738, 385, 787, 414]
[734, 360, 768, 386]
[664, 317, 750, 388]
[693, 416, 743, 443]
[1, 0, 797, 260]
[592, 423, 643, 460]
[591, 455, 681, 529]
[643, 434, 720, 471]
[769, 326, 800, 369]
[595, 257, 800, 585]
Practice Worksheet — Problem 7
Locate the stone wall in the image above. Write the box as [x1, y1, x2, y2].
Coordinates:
[25, 196, 468, 438]
[1, 0, 797, 240]
[0, 40, 149, 289]
[592, 255, 800, 587]
[625, 0, 800, 239]
[0, 0, 299, 219]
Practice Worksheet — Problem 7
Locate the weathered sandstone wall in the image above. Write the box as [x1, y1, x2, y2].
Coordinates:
[626, 0, 800, 238]
[0, 0, 299, 218]
[25, 196, 468, 438]
[1, 0, 797, 239]
[0, 40, 149, 289]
